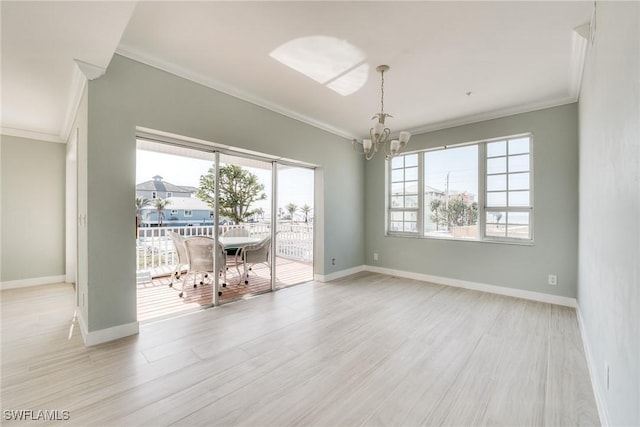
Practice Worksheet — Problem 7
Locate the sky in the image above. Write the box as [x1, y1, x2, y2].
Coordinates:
[136, 150, 314, 219]
[424, 145, 478, 195]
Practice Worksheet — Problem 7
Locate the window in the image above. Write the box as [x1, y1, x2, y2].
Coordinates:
[166, 191, 173, 197]
[183, 210, 193, 217]
[151, 191, 157, 199]
[170, 209, 178, 215]
[387, 134, 533, 243]
[389, 153, 419, 233]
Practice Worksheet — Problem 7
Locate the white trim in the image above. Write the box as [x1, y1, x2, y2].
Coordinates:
[315, 265, 365, 283]
[0, 127, 63, 144]
[1, 275, 66, 290]
[407, 97, 577, 136]
[115, 49, 354, 140]
[364, 265, 577, 307]
[576, 305, 609, 426]
[60, 63, 88, 143]
[76, 308, 89, 344]
[570, 23, 590, 100]
[80, 319, 139, 347]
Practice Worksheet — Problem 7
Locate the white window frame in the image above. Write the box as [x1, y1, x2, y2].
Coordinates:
[183, 209, 193, 217]
[151, 191, 157, 199]
[386, 133, 534, 244]
[167, 191, 173, 198]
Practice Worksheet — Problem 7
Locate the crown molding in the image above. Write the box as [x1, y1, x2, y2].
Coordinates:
[407, 96, 578, 136]
[115, 47, 355, 141]
[0, 127, 63, 143]
[570, 23, 590, 100]
[60, 62, 89, 143]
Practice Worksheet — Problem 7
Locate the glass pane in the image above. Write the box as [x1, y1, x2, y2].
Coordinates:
[507, 224, 530, 239]
[391, 182, 404, 195]
[487, 174, 507, 191]
[405, 166, 418, 181]
[487, 192, 506, 207]
[509, 191, 530, 206]
[509, 137, 529, 155]
[405, 181, 418, 194]
[391, 168, 404, 182]
[487, 140, 507, 157]
[509, 154, 530, 173]
[485, 224, 506, 237]
[508, 211, 530, 225]
[390, 222, 403, 232]
[486, 211, 506, 225]
[404, 222, 417, 233]
[509, 172, 529, 190]
[405, 195, 418, 208]
[424, 144, 479, 237]
[391, 156, 404, 169]
[404, 211, 418, 222]
[487, 157, 506, 174]
[404, 154, 418, 167]
[391, 196, 404, 208]
[390, 211, 404, 221]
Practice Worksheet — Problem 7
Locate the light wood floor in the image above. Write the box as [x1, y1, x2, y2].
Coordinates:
[1, 272, 600, 426]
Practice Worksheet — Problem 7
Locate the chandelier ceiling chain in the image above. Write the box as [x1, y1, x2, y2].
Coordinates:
[352, 65, 411, 160]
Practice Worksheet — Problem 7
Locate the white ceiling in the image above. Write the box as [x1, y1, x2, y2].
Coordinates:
[1, 1, 593, 144]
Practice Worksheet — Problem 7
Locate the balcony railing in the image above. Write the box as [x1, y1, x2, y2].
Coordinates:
[136, 223, 313, 273]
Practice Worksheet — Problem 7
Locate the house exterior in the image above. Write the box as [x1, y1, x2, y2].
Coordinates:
[139, 196, 213, 227]
[136, 175, 195, 200]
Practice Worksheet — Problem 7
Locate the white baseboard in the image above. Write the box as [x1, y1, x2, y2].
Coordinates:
[76, 308, 139, 346]
[1, 275, 66, 290]
[315, 265, 365, 283]
[576, 305, 609, 426]
[364, 265, 577, 307]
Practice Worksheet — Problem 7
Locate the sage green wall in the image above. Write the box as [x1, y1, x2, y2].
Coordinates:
[85, 55, 364, 331]
[578, 2, 639, 425]
[364, 103, 579, 298]
[0, 135, 66, 282]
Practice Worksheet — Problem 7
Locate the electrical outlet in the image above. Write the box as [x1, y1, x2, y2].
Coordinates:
[548, 274, 557, 286]
[373, 253, 379, 261]
[605, 361, 610, 390]
[332, 258, 336, 266]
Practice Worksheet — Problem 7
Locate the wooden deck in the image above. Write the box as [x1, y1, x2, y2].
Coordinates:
[137, 257, 313, 322]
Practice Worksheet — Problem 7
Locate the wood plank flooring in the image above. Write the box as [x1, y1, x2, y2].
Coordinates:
[1, 272, 600, 426]
[137, 257, 313, 322]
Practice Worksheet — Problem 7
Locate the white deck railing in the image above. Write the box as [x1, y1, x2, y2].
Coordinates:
[136, 223, 313, 272]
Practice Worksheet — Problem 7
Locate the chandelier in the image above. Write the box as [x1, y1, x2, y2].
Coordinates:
[352, 65, 411, 160]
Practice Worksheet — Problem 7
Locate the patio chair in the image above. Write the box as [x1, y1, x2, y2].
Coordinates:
[167, 231, 188, 288]
[241, 235, 271, 284]
[181, 236, 227, 298]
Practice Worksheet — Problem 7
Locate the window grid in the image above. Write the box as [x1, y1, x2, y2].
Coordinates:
[387, 134, 533, 243]
[389, 153, 420, 234]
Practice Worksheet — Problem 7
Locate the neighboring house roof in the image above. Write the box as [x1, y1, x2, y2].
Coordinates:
[136, 176, 195, 193]
[141, 197, 211, 211]
[425, 185, 444, 194]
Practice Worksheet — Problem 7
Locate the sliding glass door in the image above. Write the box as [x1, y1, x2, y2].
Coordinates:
[275, 163, 314, 289]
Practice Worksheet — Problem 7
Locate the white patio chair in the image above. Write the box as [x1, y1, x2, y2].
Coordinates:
[167, 231, 188, 288]
[241, 235, 271, 284]
[181, 236, 227, 298]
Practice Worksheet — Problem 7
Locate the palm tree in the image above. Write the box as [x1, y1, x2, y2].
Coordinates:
[300, 204, 312, 223]
[135, 197, 151, 235]
[255, 207, 265, 221]
[286, 203, 298, 222]
[152, 198, 171, 226]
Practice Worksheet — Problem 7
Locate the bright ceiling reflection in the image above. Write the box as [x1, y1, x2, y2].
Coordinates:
[270, 35, 368, 96]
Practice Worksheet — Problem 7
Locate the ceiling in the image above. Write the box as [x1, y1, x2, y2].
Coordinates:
[1, 1, 593, 144]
